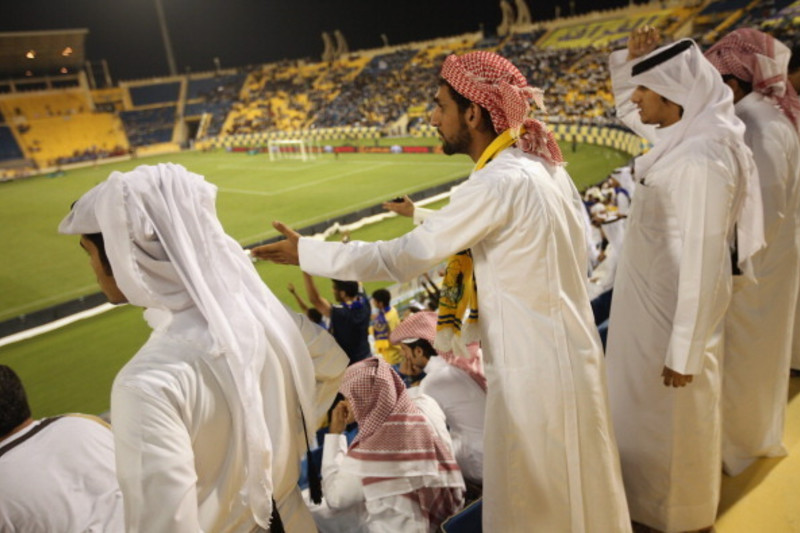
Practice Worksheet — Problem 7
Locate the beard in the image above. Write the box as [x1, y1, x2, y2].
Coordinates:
[440, 123, 471, 155]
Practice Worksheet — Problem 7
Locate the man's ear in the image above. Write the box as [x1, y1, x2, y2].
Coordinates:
[466, 102, 482, 128]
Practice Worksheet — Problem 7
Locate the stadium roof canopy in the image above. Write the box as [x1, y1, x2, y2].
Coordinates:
[0, 29, 88, 79]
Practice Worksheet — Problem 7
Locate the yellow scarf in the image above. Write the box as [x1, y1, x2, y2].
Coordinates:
[434, 128, 521, 357]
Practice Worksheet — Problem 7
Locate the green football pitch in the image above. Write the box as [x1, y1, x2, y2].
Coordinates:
[0, 141, 630, 416]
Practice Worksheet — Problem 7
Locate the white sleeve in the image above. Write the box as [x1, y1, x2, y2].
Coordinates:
[321, 434, 365, 510]
[412, 206, 434, 225]
[111, 385, 199, 533]
[665, 156, 736, 374]
[287, 310, 349, 427]
[299, 176, 509, 283]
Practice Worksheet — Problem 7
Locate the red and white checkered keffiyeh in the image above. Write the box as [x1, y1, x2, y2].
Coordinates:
[705, 28, 800, 131]
[440, 51, 564, 165]
[390, 311, 487, 392]
[339, 358, 465, 527]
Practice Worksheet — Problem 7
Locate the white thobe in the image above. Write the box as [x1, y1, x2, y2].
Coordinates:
[112, 306, 347, 533]
[0, 416, 124, 533]
[298, 147, 631, 532]
[607, 53, 742, 532]
[722, 92, 800, 475]
[418, 356, 486, 483]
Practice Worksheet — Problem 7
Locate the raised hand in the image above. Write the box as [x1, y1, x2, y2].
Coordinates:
[628, 25, 662, 61]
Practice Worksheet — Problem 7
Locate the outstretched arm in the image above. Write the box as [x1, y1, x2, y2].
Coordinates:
[303, 272, 332, 318]
[287, 282, 310, 313]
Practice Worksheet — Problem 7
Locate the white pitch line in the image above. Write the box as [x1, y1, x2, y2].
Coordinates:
[218, 162, 391, 197]
[1, 284, 101, 318]
[237, 168, 467, 244]
[0, 303, 118, 348]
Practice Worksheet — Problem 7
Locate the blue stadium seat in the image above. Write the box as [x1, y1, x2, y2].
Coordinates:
[0, 126, 24, 161]
[440, 498, 482, 533]
[129, 82, 181, 106]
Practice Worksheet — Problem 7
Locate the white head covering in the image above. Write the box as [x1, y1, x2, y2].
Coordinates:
[630, 39, 764, 277]
[59, 163, 316, 528]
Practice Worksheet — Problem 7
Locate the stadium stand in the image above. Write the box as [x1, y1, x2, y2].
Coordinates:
[128, 81, 181, 107]
[119, 105, 176, 147]
[0, 126, 24, 162]
[0, 0, 797, 175]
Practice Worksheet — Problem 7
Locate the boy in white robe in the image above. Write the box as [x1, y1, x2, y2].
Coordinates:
[606, 27, 763, 532]
[59, 164, 348, 532]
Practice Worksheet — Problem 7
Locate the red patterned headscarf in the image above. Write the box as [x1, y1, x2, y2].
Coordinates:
[705, 28, 800, 130]
[389, 310, 487, 392]
[440, 51, 564, 165]
[340, 358, 464, 527]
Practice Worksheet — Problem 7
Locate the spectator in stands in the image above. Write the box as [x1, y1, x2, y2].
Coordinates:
[298, 272, 372, 365]
[319, 358, 465, 532]
[705, 28, 800, 476]
[389, 311, 487, 487]
[59, 163, 348, 532]
[0, 365, 124, 531]
[253, 50, 630, 532]
[370, 288, 401, 365]
[606, 27, 763, 532]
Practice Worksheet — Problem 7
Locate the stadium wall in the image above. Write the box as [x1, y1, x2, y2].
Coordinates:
[197, 126, 381, 149]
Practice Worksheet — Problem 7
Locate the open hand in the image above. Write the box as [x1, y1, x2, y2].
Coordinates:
[250, 221, 301, 265]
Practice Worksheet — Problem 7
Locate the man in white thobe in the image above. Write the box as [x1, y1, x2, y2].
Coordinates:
[254, 51, 631, 532]
[59, 164, 348, 532]
[705, 28, 800, 476]
[606, 28, 763, 532]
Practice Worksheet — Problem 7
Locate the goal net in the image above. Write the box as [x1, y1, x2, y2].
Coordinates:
[267, 138, 317, 162]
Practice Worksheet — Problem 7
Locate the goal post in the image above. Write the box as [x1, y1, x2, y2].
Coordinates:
[267, 138, 317, 162]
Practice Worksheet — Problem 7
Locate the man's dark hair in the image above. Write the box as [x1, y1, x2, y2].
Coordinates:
[789, 44, 800, 73]
[332, 279, 360, 298]
[0, 365, 32, 437]
[439, 78, 494, 132]
[83, 232, 113, 275]
[721, 74, 753, 96]
[403, 338, 437, 358]
[307, 308, 323, 324]
[371, 288, 391, 309]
